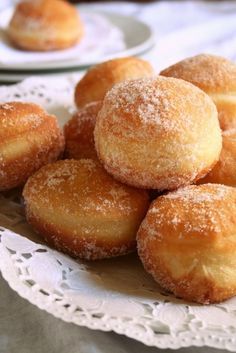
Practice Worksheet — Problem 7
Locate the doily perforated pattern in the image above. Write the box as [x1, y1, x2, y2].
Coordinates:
[0, 78, 236, 351]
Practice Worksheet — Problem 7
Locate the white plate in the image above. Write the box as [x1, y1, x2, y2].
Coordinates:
[0, 7, 154, 72]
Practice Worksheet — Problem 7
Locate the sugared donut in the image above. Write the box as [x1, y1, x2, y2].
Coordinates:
[94, 76, 222, 190]
[160, 54, 236, 130]
[8, 0, 83, 51]
[0, 102, 64, 191]
[198, 129, 236, 187]
[74, 57, 154, 109]
[23, 159, 150, 260]
[137, 184, 236, 304]
[64, 101, 102, 160]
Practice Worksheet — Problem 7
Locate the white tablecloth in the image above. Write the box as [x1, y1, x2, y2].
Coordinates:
[1, 1, 236, 352]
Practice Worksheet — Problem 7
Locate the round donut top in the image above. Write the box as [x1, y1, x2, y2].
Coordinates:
[98, 76, 217, 136]
[75, 57, 154, 108]
[85, 57, 154, 80]
[160, 54, 236, 94]
[142, 184, 236, 241]
[23, 159, 149, 217]
[10, 0, 80, 31]
[0, 102, 58, 141]
[162, 184, 229, 203]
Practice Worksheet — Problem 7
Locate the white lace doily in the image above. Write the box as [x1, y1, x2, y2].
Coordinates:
[1, 77, 236, 351]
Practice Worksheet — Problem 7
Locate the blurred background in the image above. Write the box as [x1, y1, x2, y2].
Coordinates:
[1, 0, 236, 75]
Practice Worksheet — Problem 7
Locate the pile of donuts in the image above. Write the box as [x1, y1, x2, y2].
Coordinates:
[1, 54, 236, 305]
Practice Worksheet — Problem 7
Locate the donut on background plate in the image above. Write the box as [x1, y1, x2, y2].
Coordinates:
[8, 0, 83, 51]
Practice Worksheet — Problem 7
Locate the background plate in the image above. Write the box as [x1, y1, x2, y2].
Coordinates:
[0, 8, 154, 71]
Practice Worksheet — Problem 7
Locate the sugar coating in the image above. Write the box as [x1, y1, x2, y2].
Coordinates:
[198, 128, 236, 187]
[64, 101, 102, 160]
[24, 159, 149, 216]
[73, 101, 101, 129]
[103, 76, 213, 130]
[161, 54, 236, 94]
[97, 75, 218, 148]
[23, 159, 149, 260]
[223, 128, 236, 137]
[0, 101, 64, 191]
[0, 102, 45, 131]
[1, 103, 14, 110]
[163, 184, 228, 203]
[142, 184, 233, 238]
[137, 184, 236, 303]
[95, 76, 221, 190]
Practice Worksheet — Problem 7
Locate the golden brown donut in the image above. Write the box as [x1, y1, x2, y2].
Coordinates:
[64, 101, 102, 160]
[160, 54, 236, 130]
[23, 159, 150, 260]
[94, 76, 222, 190]
[137, 184, 236, 304]
[198, 129, 236, 186]
[8, 0, 83, 51]
[74, 57, 154, 109]
[0, 102, 64, 191]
